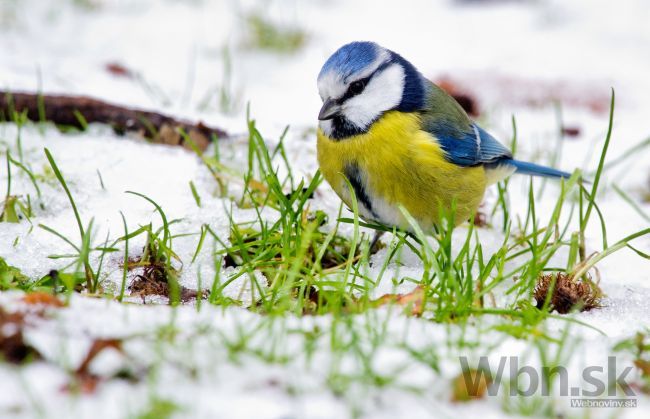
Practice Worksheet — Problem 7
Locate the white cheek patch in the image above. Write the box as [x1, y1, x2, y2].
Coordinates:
[318, 71, 346, 101]
[319, 120, 333, 137]
[342, 64, 405, 129]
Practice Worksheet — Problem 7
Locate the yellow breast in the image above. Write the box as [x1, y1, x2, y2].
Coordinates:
[316, 111, 487, 230]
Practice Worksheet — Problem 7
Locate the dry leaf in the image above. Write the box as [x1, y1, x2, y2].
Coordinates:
[185, 128, 210, 151]
[634, 359, 650, 377]
[21, 292, 65, 308]
[0, 308, 41, 363]
[156, 124, 182, 146]
[561, 125, 581, 138]
[105, 62, 133, 78]
[451, 369, 491, 402]
[64, 339, 124, 394]
[374, 286, 425, 316]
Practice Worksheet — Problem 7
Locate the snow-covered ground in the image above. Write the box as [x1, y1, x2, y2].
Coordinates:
[1, 0, 649, 418]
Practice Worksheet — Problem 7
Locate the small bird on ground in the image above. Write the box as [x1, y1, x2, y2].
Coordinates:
[316, 41, 571, 232]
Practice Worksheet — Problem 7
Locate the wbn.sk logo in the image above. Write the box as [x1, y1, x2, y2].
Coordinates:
[459, 356, 637, 406]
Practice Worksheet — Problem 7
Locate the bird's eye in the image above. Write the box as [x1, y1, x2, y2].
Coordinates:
[349, 80, 366, 95]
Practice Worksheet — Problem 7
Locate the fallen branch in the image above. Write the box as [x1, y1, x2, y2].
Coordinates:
[0, 91, 228, 151]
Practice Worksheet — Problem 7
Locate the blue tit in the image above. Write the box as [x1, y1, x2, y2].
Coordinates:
[316, 41, 571, 231]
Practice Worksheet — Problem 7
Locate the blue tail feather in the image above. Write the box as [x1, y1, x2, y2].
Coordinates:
[508, 159, 572, 179]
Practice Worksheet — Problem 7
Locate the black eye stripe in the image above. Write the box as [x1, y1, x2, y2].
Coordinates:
[338, 60, 392, 103]
[350, 80, 365, 94]
[339, 76, 370, 102]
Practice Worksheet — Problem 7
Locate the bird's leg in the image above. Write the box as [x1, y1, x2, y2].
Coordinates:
[369, 230, 385, 254]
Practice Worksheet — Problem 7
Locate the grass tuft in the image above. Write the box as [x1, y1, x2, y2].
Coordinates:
[0, 257, 31, 291]
[124, 225, 202, 303]
[43, 148, 97, 291]
[614, 329, 650, 394]
[242, 12, 307, 53]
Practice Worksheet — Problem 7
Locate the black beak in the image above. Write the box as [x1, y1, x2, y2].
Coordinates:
[318, 98, 341, 120]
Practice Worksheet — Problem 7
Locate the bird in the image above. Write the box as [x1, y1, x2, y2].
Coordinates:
[316, 41, 571, 233]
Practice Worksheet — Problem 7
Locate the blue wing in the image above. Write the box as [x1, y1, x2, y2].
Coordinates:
[427, 122, 571, 179]
[429, 122, 512, 167]
[419, 83, 571, 179]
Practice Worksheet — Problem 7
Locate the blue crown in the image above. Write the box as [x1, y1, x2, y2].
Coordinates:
[318, 41, 380, 81]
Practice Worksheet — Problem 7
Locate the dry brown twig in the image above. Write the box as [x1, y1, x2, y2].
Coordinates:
[0, 91, 228, 151]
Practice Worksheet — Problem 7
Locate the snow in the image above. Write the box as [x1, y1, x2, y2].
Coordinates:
[1, 0, 650, 418]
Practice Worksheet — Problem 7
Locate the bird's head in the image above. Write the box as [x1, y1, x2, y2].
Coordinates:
[317, 41, 427, 140]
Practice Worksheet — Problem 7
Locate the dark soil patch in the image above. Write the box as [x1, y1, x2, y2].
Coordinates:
[128, 263, 205, 303]
[0, 307, 41, 363]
